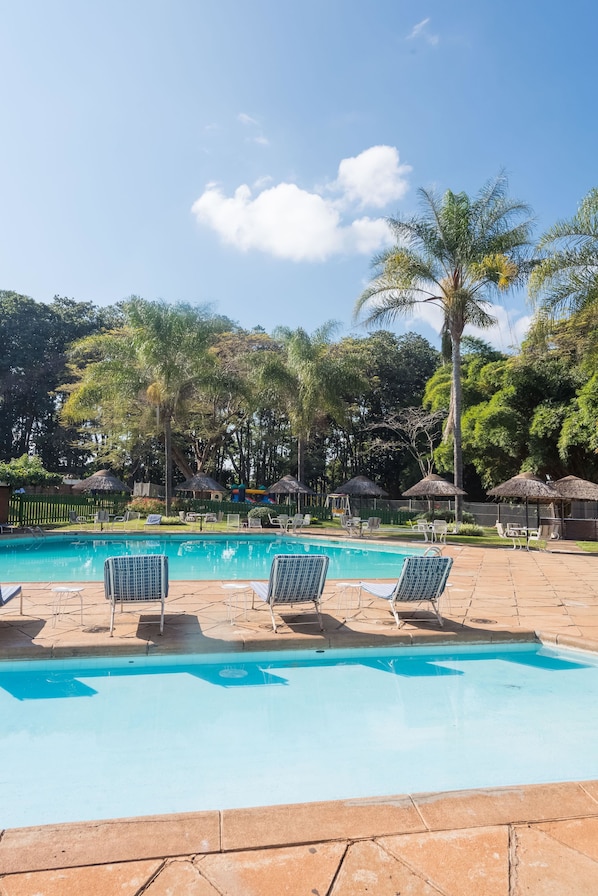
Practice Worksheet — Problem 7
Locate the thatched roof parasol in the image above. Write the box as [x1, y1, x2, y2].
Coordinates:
[268, 474, 315, 495]
[402, 473, 466, 498]
[74, 470, 131, 493]
[175, 473, 227, 493]
[487, 472, 557, 529]
[487, 472, 557, 500]
[335, 475, 388, 497]
[553, 475, 598, 501]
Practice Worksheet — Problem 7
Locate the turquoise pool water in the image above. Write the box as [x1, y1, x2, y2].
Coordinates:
[1, 642, 598, 828]
[0, 533, 423, 581]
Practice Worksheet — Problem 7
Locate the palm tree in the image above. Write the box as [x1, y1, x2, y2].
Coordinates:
[354, 174, 533, 520]
[530, 186, 598, 316]
[259, 323, 362, 485]
[63, 298, 220, 515]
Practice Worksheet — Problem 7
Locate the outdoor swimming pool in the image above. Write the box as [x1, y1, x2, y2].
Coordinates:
[0, 533, 423, 582]
[2, 642, 598, 829]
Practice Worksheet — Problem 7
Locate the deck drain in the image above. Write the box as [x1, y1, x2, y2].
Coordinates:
[82, 626, 110, 633]
[470, 618, 497, 625]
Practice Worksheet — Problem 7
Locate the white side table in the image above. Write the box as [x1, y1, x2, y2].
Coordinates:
[51, 586, 84, 627]
[334, 582, 362, 614]
[221, 583, 253, 624]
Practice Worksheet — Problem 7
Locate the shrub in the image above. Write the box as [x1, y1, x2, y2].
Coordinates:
[128, 497, 166, 515]
[247, 505, 278, 527]
[456, 523, 484, 537]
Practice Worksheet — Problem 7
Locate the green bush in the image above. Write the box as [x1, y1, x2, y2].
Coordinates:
[247, 505, 277, 526]
[456, 523, 485, 537]
[128, 497, 166, 515]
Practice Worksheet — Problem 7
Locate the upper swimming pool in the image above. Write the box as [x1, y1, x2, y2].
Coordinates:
[0, 533, 424, 582]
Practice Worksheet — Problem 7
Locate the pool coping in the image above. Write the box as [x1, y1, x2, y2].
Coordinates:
[2, 630, 598, 874]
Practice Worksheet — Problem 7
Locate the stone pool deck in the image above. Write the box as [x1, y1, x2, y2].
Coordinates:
[2, 539, 598, 894]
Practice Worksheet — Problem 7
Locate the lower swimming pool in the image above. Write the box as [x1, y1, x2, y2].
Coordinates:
[0, 533, 423, 581]
[2, 642, 598, 828]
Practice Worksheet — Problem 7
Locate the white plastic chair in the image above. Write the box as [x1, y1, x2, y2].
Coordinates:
[431, 520, 448, 543]
[226, 513, 240, 530]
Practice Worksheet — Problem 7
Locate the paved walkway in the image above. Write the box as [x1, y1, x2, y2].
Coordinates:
[2, 538, 598, 894]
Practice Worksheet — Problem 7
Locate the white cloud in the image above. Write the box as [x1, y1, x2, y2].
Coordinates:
[191, 145, 409, 262]
[238, 113, 259, 126]
[407, 17, 439, 45]
[334, 146, 411, 209]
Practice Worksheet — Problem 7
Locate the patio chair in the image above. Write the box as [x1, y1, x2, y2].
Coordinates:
[495, 521, 524, 549]
[363, 517, 381, 536]
[69, 511, 89, 525]
[250, 553, 329, 632]
[104, 554, 169, 636]
[416, 520, 432, 542]
[0, 584, 23, 614]
[269, 513, 290, 531]
[292, 513, 311, 533]
[113, 510, 139, 527]
[289, 513, 304, 532]
[226, 513, 240, 530]
[340, 514, 361, 537]
[247, 516, 263, 529]
[431, 519, 448, 543]
[144, 514, 162, 526]
[359, 556, 453, 628]
[526, 523, 552, 551]
[94, 509, 110, 531]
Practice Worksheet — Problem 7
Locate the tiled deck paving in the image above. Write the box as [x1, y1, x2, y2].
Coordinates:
[2, 536, 598, 893]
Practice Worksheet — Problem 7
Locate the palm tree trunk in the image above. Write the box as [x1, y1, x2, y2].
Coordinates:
[297, 436, 306, 513]
[451, 333, 463, 524]
[164, 415, 172, 516]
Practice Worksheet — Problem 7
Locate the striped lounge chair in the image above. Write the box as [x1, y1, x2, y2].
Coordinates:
[0, 584, 23, 614]
[250, 554, 329, 633]
[359, 556, 453, 628]
[104, 555, 169, 636]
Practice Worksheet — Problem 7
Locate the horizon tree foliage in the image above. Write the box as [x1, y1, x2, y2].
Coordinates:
[0, 291, 116, 471]
[354, 173, 534, 520]
[328, 331, 440, 493]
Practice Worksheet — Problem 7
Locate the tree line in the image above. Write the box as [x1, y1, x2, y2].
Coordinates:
[1, 176, 596, 515]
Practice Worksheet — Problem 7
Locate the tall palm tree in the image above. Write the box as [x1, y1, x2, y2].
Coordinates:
[354, 174, 533, 520]
[259, 323, 362, 485]
[63, 298, 219, 514]
[530, 186, 598, 316]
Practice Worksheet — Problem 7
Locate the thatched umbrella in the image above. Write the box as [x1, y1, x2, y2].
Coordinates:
[175, 473, 227, 494]
[74, 470, 131, 493]
[554, 475, 598, 501]
[335, 475, 389, 514]
[268, 474, 315, 512]
[487, 472, 557, 529]
[402, 474, 467, 499]
[335, 475, 388, 497]
[552, 475, 598, 537]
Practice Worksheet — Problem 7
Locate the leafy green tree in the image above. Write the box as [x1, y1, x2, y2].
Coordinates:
[0, 292, 112, 469]
[354, 174, 534, 520]
[0, 454, 62, 488]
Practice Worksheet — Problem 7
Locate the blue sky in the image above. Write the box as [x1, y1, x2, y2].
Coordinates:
[1, 0, 596, 351]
